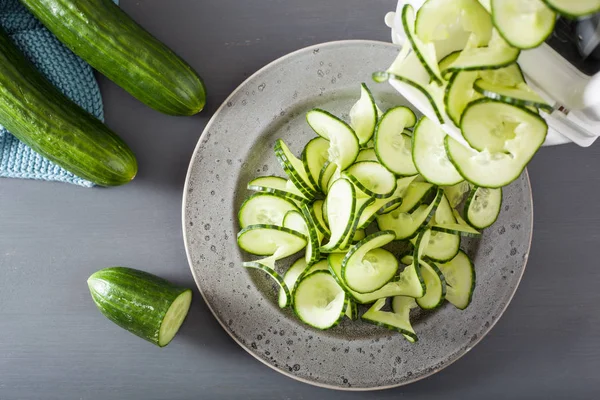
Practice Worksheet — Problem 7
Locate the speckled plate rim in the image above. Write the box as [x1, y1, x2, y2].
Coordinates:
[182, 40, 534, 391]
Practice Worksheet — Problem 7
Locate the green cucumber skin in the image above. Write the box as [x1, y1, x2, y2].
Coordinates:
[88, 267, 191, 346]
[21, 0, 206, 116]
[0, 28, 136, 186]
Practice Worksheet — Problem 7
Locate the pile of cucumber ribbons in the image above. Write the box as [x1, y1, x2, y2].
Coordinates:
[236, 0, 599, 341]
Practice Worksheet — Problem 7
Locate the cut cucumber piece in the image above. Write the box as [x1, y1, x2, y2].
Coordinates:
[445, 70, 482, 126]
[362, 297, 417, 342]
[448, 99, 547, 187]
[412, 117, 463, 186]
[432, 210, 482, 237]
[244, 260, 292, 308]
[345, 299, 359, 320]
[479, 63, 525, 87]
[374, 106, 418, 176]
[336, 196, 376, 252]
[473, 79, 553, 112]
[377, 188, 443, 240]
[402, 4, 443, 85]
[396, 182, 435, 213]
[237, 225, 307, 257]
[342, 230, 397, 293]
[88, 267, 192, 347]
[329, 253, 424, 304]
[274, 139, 317, 198]
[435, 192, 455, 224]
[279, 257, 308, 308]
[356, 148, 378, 162]
[542, 0, 600, 17]
[423, 230, 461, 262]
[318, 161, 337, 194]
[320, 179, 356, 251]
[306, 109, 359, 170]
[300, 205, 322, 264]
[438, 51, 460, 79]
[437, 250, 476, 309]
[491, 0, 556, 49]
[443, 181, 471, 208]
[247, 176, 309, 204]
[293, 270, 347, 330]
[352, 229, 366, 243]
[416, 0, 493, 48]
[416, 260, 447, 310]
[344, 161, 397, 198]
[302, 137, 330, 190]
[375, 50, 445, 124]
[310, 199, 330, 237]
[283, 209, 308, 236]
[349, 83, 378, 146]
[465, 186, 503, 229]
[446, 31, 520, 72]
[238, 193, 299, 228]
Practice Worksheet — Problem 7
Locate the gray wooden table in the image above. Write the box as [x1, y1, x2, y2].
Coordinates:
[1, 1, 599, 399]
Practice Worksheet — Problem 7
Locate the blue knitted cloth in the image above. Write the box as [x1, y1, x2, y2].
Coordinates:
[0, 0, 118, 187]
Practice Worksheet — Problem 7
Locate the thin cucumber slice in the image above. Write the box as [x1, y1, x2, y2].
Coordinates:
[473, 79, 553, 112]
[402, 4, 443, 85]
[416, 0, 493, 48]
[237, 224, 307, 257]
[393, 296, 419, 343]
[361, 297, 417, 342]
[443, 181, 471, 208]
[310, 199, 330, 237]
[412, 117, 463, 186]
[294, 259, 330, 295]
[423, 230, 461, 262]
[302, 137, 330, 190]
[465, 186, 503, 229]
[377, 188, 443, 240]
[306, 109, 359, 170]
[374, 50, 445, 124]
[293, 270, 347, 330]
[244, 261, 292, 308]
[318, 162, 337, 194]
[329, 253, 424, 304]
[342, 231, 397, 293]
[479, 63, 525, 87]
[352, 229, 366, 243]
[446, 31, 520, 72]
[282, 210, 308, 235]
[279, 258, 308, 308]
[448, 99, 547, 188]
[349, 83, 378, 146]
[345, 299, 359, 320]
[238, 193, 299, 228]
[396, 182, 434, 213]
[444, 70, 482, 126]
[356, 148, 378, 162]
[336, 196, 375, 252]
[432, 210, 482, 237]
[437, 250, 476, 309]
[300, 205, 322, 264]
[542, 0, 600, 17]
[438, 51, 460, 80]
[369, 176, 418, 218]
[491, 0, 556, 49]
[416, 260, 447, 310]
[247, 176, 309, 204]
[413, 228, 432, 263]
[374, 106, 418, 176]
[274, 139, 317, 198]
[344, 161, 397, 199]
[435, 193, 455, 224]
[320, 179, 356, 252]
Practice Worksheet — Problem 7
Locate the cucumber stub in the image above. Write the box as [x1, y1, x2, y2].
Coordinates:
[88, 267, 192, 347]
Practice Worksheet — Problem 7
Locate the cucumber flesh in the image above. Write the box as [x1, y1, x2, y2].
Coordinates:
[88, 267, 192, 347]
[247, 176, 309, 204]
[318, 162, 337, 194]
[302, 137, 330, 190]
[344, 161, 397, 198]
[396, 182, 434, 213]
[274, 140, 317, 198]
[293, 271, 347, 330]
[237, 225, 307, 257]
[465, 186, 503, 229]
[438, 51, 460, 79]
[310, 200, 330, 236]
[446, 31, 520, 72]
[238, 193, 299, 228]
[491, 0, 556, 49]
[374, 106, 419, 176]
[437, 250, 476, 309]
[320, 179, 356, 251]
[306, 109, 359, 170]
[342, 231, 397, 293]
[473, 79, 553, 112]
[349, 83, 378, 146]
[279, 258, 308, 308]
[377, 189, 442, 240]
[282, 210, 308, 236]
[433, 210, 482, 237]
[416, 260, 447, 310]
[412, 117, 463, 186]
[445, 71, 482, 126]
[479, 64, 525, 87]
[300, 205, 322, 264]
[345, 299, 359, 320]
[542, 0, 600, 17]
[361, 297, 417, 342]
[443, 181, 472, 208]
[356, 148, 378, 162]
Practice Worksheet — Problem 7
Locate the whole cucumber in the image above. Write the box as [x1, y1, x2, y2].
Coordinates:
[21, 0, 206, 116]
[0, 27, 137, 186]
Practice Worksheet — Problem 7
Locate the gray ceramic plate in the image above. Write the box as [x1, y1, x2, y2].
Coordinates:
[182, 40, 533, 390]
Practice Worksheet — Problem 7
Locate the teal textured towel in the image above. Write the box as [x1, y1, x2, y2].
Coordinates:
[0, 0, 117, 187]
